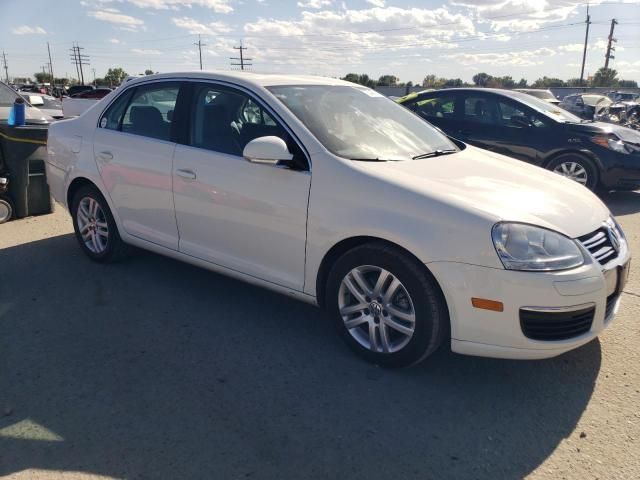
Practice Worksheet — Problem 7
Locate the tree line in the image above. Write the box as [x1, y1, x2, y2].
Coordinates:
[31, 67, 156, 87]
[342, 67, 638, 89]
[26, 65, 638, 90]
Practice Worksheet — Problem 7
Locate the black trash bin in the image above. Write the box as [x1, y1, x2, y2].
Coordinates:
[0, 122, 52, 219]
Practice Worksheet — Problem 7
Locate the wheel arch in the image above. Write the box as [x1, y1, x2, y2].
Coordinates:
[315, 236, 448, 314]
[66, 176, 98, 209]
[541, 148, 602, 171]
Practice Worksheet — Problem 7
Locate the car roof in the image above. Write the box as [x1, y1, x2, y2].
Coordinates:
[409, 87, 543, 101]
[121, 70, 354, 89]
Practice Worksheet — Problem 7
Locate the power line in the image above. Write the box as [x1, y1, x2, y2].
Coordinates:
[604, 18, 618, 68]
[230, 41, 252, 70]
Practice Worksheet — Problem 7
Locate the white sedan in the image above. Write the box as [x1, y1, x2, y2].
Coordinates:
[46, 71, 630, 367]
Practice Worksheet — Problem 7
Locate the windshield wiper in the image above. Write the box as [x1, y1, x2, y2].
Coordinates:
[412, 149, 457, 160]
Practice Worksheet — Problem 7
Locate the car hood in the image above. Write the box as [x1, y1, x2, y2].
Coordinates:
[355, 145, 609, 239]
[566, 121, 640, 145]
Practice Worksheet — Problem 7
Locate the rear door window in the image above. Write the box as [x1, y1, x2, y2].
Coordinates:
[121, 83, 180, 141]
[463, 96, 500, 125]
[99, 89, 134, 131]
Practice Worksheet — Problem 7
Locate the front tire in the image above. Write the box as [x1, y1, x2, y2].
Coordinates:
[71, 184, 129, 262]
[547, 154, 599, 191]
[326, 243, 448, 368]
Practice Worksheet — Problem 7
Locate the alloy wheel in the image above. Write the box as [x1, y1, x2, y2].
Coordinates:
[77, 196, 109, 254]
[0, 201, 11, 224]
[338, 265, 416, 354]
[553, 161, 588, 185]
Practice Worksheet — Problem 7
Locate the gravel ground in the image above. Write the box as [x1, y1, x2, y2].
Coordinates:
[1, 193, 639, 480]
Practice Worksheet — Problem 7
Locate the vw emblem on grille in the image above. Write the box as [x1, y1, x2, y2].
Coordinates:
[607, 225, 621, 253]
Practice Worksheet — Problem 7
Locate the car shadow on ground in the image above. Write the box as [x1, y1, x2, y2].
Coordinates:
[1, 234, 601, 479]
[601, 190, 640, 216]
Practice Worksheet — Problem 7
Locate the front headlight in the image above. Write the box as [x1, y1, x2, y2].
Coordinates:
[591, 134, 631, 154]
[492, 223, 585, 271]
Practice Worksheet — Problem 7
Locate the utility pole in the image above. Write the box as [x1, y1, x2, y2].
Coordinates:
[92, 68, 96, 86]
[194, 34, 207, 70]
[2, 51, 9, 83]
[47, 41, 55, 86]
[604, 18, 618, 69]
[230, 41, 252, 71]
[70, 43, 80, 82]
[69, 43, 90, 84]
[579, 3, 591, 87]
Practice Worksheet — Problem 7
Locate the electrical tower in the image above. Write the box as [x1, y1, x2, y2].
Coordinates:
[194, 34, 207, 70]
[604, 18, 618, 69]
[579, 4, 591, 87]
[1, 51, 8, 83]
[70, 43, 90, 85]
[230, 42, 252, 71]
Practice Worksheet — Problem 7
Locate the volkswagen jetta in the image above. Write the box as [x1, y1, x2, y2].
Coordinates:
[46, 72, 630, 367]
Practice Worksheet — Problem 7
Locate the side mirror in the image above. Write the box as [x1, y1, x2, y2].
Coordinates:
[510, 114, 531, 128]
[28, 95, 45, 106]
[243, 136, 293, 166]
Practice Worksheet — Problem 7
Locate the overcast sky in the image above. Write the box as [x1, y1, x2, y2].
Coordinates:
[1, 0, 639, 83]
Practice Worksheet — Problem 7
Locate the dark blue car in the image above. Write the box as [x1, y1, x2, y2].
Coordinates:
[397, 88, 640, 192]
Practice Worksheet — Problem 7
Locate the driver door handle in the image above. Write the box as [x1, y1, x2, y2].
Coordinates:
[176, 169, 197, 181]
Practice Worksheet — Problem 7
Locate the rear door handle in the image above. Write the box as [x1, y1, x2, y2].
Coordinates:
[176, 169, 197, 181]
[97, 151, 113, 161]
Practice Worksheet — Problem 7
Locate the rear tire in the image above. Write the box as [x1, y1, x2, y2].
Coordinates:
[71, 184, 129, 262]
[547, 154, 599, 191]
[325, 242, 448, 368]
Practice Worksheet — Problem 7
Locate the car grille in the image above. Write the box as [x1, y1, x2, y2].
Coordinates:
[520, 305, 595, 341]
[578, 227, 619, 265]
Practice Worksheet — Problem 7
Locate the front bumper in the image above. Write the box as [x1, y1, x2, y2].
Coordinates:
[596, 148, 640, 190]
[428, 245, 630, 360]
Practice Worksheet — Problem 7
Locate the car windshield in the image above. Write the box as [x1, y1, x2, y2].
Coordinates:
[267, 85, 457, 161]
[0, 81, 19, 107]
[507, 91, 584, 123]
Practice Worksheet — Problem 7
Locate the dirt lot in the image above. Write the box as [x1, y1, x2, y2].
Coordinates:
[1, 193, 639, 480]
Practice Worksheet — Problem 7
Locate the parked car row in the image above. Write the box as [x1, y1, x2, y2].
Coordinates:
[62, 88, 113, 117]
[46, 71, 631, 367]
[397, 88, 640, 192]
[514, 88, 640, 131]
[18, 93, 63, 119]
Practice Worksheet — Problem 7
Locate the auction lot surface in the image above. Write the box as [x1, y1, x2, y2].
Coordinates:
[1, 194, 639, 480]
